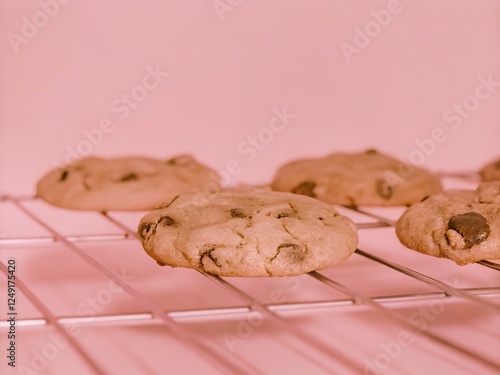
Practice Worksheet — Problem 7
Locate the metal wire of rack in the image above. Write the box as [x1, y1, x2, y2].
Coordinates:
[0, 174, 499, 375]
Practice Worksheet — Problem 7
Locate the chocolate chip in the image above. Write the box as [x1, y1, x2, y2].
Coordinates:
[292, 181, 317, 197]
[200, 247, 221, 267]
[365, 149, 378, 154]
[120, 173, 139, 182]
[420, 195, 430, 202]
[376, 178, 393, 199]
[230, 208, 248, 218]
[159, 215, 174, 226]
[138, 223, 154, 239]
[276, 213, 291, 219]
[448, 212, 490, 248]
[276, 243, 305, 262]
[82, 178, 91, 191]
[166, 155, 193, 166]
[60, 170, 69, 181]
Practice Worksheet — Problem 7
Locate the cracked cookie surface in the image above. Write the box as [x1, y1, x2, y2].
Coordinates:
[138, 188, 358, 277]
[36, 155, 220, 211]
[396, 182, 500, 265]
[271, 150, 442, 206]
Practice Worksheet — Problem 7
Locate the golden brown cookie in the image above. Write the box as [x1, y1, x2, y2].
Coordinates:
[271, 150, 443, 206]
[137, 188, 358, 277]
[396, 182, 500, 265]
[36, 155, 220, 211]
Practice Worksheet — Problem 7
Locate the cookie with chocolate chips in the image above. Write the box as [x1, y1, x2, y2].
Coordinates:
[479, 158, 500, 181]
[396, 182, 500, 265]
[271, 150, 442, 206]
[137, 188, 358, 277]
[36, 155, 220, 211]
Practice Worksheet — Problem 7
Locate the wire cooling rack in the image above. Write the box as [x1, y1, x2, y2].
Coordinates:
[0, 174, 499, 375]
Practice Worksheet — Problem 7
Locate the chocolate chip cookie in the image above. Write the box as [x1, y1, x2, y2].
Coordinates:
[271, 150, 443, 206]
[396, 182, 500, 265]
[137, 188, 358, 277]
[479, 158, 500, 181]
[36, 155, 220, 211]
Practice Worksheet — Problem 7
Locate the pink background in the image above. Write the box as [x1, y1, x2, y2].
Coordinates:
[1, 3, 500, 373]
[1, 0, 499, 195]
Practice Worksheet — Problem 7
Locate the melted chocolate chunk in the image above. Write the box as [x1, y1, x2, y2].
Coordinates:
[448, 212, 490, 249]
[365, 149, 378, 154]
[60, 170, 69, 181]
[276, 243, 305, 262]
[120, 173, 139, 182]
[292, 181, 317, 197]
[159, 216, 175, 226]
[376, 178, 393, 199]
[138, 223, 154, 239]
[230, 208, 248, 218]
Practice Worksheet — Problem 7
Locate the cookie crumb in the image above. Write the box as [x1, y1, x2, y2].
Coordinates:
[445, 229, 466, 250]
[376, 178, 393, 199]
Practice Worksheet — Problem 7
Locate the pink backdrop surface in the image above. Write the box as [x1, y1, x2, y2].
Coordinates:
[1, 0, 499, 195]
[1, 3, 500, 374]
